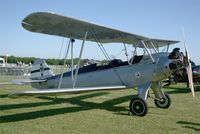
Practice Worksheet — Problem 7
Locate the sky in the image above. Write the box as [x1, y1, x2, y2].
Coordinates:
[0, 0, 200, 64]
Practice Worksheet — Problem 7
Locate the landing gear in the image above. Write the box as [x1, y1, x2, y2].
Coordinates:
[154, 93, 171, 109]
[128, 81, 172, 116]
[129, 97, 148, 116]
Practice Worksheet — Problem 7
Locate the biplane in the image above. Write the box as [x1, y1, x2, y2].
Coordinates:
[9, 12, 195, 116]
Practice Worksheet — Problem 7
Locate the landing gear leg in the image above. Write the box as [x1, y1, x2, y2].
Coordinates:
[152, 81, 171, 109]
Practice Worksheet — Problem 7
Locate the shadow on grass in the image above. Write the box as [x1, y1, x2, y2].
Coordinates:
[0, 92, 108, 111]
[0, 92, 132, 123]
[0, 94, 8, 98]
[0, 107, 90, 123]
[177, 121, 200, 131]
[165, 86, 200, 94]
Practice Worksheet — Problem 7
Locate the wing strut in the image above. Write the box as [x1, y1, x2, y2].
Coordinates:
[123, 43, 131, 65]
[58, 38, 71, 89]
[150, 42, 158, 53]
[89, 30, 110, 60]
[71, 39, 75, 82]
[141, 40, 155, 63]
[166, 43, 170, 52]
[73, 31, 88, 88]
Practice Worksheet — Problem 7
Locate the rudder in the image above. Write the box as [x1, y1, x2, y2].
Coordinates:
[30, 59, 54, 80]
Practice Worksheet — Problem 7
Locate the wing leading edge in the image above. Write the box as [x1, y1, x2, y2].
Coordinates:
[22, 12, 179, 48]
[8, 85, 126, 98]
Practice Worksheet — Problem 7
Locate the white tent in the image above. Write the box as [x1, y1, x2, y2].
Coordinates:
[0, 57, 5, 67]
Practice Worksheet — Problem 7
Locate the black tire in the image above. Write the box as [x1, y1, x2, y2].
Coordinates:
[129, 97, 148, 116]
[154, 93, 171, 109]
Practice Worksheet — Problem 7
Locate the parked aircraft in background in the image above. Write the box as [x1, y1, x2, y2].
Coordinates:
[164, 64, 200, 86]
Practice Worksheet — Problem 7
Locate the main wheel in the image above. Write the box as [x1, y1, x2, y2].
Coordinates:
[129, 97, 148, 116]
[154, 93, 171, 109]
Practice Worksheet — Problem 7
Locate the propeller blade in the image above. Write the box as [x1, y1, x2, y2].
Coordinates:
[186, 63, 195, 97]
[182, 28, 195, 97]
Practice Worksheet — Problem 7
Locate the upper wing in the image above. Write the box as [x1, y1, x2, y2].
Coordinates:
[8, 85, 126, 98]
[22, 12, 179, 48]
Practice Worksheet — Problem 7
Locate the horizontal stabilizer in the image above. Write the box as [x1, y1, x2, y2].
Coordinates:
[9, 86, 126, 98]
[11, 79, 47, 85]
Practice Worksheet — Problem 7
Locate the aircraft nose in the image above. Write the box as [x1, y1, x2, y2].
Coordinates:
[169, 60, 183, 70]
[168, 47, 184, 70]
[168, 48, 183, 60]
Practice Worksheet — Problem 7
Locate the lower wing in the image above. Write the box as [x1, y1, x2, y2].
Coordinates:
[8, 85, 126, 98]
[11, 79, 47, 85]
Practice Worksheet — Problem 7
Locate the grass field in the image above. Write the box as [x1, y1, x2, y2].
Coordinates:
[0, 76, 200, 134]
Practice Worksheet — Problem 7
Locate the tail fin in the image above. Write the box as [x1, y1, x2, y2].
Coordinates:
[30, 59, 54, 80]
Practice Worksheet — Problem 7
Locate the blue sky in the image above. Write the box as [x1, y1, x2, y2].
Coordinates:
[0, 0, 200, 64]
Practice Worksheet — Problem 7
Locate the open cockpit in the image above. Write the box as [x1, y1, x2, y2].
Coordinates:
[61, 54, 144, 78]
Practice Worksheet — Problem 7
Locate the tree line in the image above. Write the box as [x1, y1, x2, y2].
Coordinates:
[0, 55, 196, 66]
[0, 55, 108, 66]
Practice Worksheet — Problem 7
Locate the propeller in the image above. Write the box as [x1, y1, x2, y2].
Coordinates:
[182, 28, 195, 97]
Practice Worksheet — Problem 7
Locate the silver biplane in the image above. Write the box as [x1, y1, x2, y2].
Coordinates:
[9, 12, 195, 116]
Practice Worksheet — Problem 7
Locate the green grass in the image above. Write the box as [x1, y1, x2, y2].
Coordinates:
[0, 75, 28, 83]
[0, 77, 200, 134]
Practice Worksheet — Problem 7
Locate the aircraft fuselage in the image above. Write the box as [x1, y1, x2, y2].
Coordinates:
[31, 52, 178, 90]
